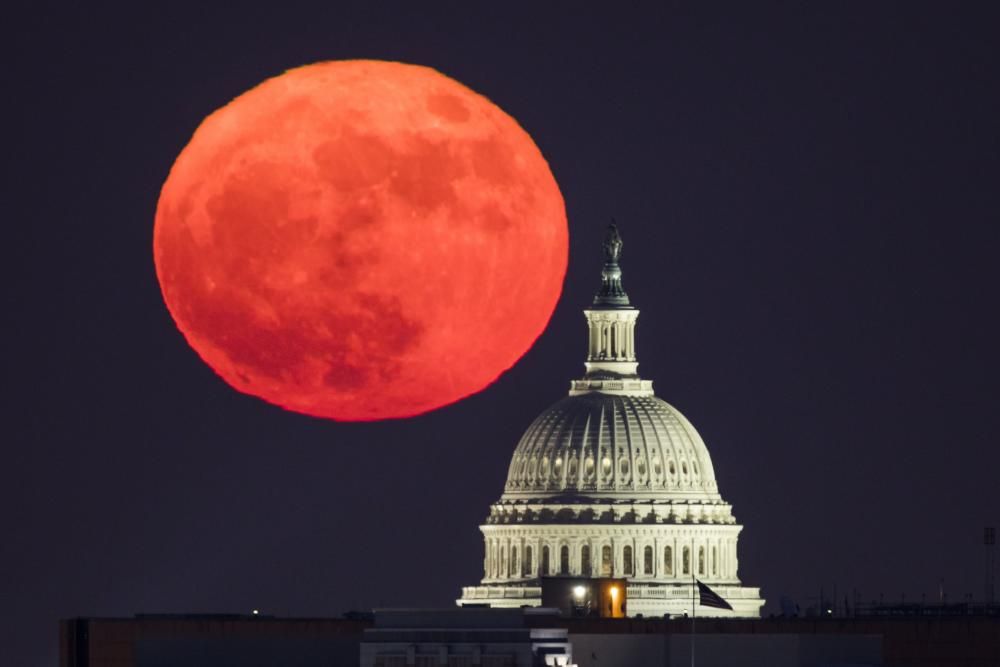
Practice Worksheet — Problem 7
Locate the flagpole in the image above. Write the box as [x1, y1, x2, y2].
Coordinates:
[691, 540, 696, 667]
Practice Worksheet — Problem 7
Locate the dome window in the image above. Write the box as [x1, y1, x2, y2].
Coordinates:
[693, 461, 699, 475]
[668, 461, 676, 475]
[568, 457, 578, 479]
[584, 457, 595, 478]
[619, 459, 629, 475]
[601, 457, 613, 477]
[539, 457, 550, 479]
[681, 462, 688, 476]
[636, 459, 646, 476]
[653, 458, 662, 476]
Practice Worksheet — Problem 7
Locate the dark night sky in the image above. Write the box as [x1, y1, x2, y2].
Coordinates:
[5, 4, 1000, 665]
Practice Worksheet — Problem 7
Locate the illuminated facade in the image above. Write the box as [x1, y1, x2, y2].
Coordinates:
[458, 226, 764, 618]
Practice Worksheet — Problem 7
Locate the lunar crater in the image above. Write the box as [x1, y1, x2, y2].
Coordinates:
[427, 93, 471, 122]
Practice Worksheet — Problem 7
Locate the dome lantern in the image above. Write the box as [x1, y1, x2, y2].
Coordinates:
[577, 224, 650, 394]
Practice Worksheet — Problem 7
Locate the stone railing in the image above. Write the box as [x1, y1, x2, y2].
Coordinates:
[626, 584, 760, 599]
[569, 379, 654, 396]
[460, 586, 542, 600]
[487, 501, 736, 526]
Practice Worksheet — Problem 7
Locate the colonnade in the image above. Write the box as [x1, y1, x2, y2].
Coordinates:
[586, 312, 638, 362]
[483, 533, 739, 583]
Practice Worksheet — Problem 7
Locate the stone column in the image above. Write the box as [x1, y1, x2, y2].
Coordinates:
[653, 537, 660, 578]
[485, 539, 492, 578]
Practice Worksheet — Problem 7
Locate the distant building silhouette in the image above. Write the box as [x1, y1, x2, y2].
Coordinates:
[60, 610, 1000, 666]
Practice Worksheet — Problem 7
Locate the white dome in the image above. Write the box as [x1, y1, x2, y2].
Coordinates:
[459, 225, 764, 618]
[502, 392, 720, 501]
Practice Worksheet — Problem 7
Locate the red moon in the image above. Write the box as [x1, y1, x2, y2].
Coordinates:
[154, 60, 567, 421]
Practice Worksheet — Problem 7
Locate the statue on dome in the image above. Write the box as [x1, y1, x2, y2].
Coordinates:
[603, 222, 623, 264]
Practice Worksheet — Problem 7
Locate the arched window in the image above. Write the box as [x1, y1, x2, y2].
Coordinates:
[644, 546, 653, 575]
[711, 546, 717, 576]
[601, 456, 612, 477]
[525, 545, 533, 577]
[581, 545, 591, 576]
[601, 545, 612, 576]
[682, 546, 690, 575]
[560, 545, 570, 575]
[698, 546, 705, 575]
[511, 546, 519, 577]
[541, 545, 550, 576]
[623, 546, 634, 576]
[664, 546, 674, 576]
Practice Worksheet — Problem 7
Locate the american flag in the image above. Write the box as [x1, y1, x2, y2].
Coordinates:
[697, 580, 733, 611]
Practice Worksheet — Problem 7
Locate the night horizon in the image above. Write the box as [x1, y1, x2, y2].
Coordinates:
[6, 4, 1000, 666]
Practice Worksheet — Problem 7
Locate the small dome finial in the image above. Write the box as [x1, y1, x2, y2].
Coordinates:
[593, 220, 630, 307]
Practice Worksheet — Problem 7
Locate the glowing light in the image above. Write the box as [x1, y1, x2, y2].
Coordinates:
[610, 586, 619, 598]
[154, 60, 568, 421]
[573, 585, 586, 599]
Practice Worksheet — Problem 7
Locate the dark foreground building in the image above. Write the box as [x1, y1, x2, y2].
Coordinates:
[61, 609, 1000, 667]
[60, 615, 366, 667]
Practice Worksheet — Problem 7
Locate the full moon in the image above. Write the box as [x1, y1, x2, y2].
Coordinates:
[154, 60, 568, 421]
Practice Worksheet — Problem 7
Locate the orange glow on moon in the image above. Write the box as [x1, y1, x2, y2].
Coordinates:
[154, 60, 567, 421]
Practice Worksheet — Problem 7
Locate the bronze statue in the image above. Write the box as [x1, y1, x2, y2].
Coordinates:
[594, 221, 630, 307]
[603, 222, 623, 264]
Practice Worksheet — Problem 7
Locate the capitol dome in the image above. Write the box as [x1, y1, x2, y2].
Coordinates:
[458, 225, 764, 618]
[503, 392, 721, 500]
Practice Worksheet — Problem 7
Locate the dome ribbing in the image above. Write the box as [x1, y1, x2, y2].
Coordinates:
[502, 393, 719, 500]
